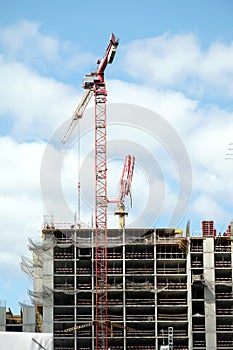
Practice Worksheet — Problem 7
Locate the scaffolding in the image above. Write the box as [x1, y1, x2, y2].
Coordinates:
[20, 221, 233, 350]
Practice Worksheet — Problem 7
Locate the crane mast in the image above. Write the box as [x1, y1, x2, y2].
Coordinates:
[62, 34, 119, 350]
[94, 80, 108, 350]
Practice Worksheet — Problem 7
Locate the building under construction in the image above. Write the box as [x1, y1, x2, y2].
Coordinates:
[22, 219, 233, 350]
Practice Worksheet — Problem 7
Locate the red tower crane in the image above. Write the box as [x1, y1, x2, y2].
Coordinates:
[62, 34, 119, 350]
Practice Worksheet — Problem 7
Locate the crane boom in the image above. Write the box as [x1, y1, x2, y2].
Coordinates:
[96, 33, 118, 80]
[108, 155, 135, 229]
[119, 155, 135, 201]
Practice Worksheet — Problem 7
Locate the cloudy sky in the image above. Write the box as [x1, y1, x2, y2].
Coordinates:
[1, 0, 233, 312]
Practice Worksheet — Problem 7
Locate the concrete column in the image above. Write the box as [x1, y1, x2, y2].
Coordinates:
[203, 237, 216, 350]
[0, 306, 6, 331]
[42, 238, 54, 333]
[22, 305, 35, 332]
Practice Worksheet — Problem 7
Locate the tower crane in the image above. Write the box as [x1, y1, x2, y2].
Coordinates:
[62, 34, 119, 350]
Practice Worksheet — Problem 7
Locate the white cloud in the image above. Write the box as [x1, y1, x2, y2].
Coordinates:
[191, 194, 229, 226]
[0, 20, 96, 75]
[0, 57, 82, 139]
[108, 79, 200, 134]
[0, 20, 59, 62]
[0, 137, 44, 195]
[120, 33, 200, 87]
[0, 137, 45, 311]
[0, 137, 44, 244]
[119, 33, 233, 97]
[198, 41, 233, 96]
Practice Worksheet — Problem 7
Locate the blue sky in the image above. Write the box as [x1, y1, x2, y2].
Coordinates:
[1, 0, 233, 313]
[2, 1, 232, 45]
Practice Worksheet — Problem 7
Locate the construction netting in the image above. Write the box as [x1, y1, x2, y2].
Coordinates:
[27, 228, 155, 249]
